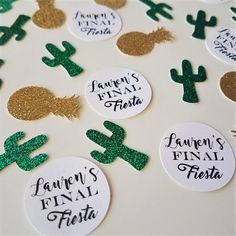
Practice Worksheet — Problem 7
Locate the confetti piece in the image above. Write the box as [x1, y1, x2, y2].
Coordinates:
[220, 71, 236, 102]
[0, 0, 15, 13]
[0, 131, 48, 171]
[231, 7, 236, 21]
[139, 0, 173, 21]
[7, 86, 80, 120]
[86, 121, 149, 171]
[42, 41, 84, 77]
[0, 59, 4, 67]
[117, 27, 173, 56]
[170, 60, 207, 103]
[32, 0, 65, 29]
[186, 10, 217, 39]
[231, 130, 236, 137]
[94, 0, 126, 9]
[0, 14, 30, 45]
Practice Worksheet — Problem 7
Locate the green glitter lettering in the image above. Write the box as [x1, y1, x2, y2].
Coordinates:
[0, 0, 15, 13]
[139, 0, 173, 22]
[0, 14, 30, 45]
[0, 131, 48, 171]
[186, 10, 217, 40]
[42, 41, 84, 77]
[170, 59, 207, 103]
[231, 7, 236, 22]
[86, 121, 148, 171]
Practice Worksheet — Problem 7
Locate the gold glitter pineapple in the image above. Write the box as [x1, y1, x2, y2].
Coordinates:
[220, 71, 236, 102]
[7, 86, 79, 121]
[94, 0, 126, 9]
[117, 27, 173, 56]
[32, 0, 65, 29]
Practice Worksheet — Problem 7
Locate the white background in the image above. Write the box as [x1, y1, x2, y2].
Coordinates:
[0, 0, 235, 235]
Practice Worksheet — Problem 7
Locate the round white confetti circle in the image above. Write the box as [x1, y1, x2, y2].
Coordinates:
[160, 122, 235, 192]
[67, 4, 122, 41]
[24, 157, 110, 235]
[85, 67, 152, 119]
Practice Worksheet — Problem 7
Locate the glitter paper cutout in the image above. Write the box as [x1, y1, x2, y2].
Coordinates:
[231, 7, 236, 21]
[0, 14, 30, 45]
[186, 10, 217, 39]
[139, 0, 173, 22]
[42, 41, 84, 77]
[231, 130, 236, 137]
[0, 59, 4, 67]
[7, 86, 80, 120]
[220, 71, 236, 102]
[117, 27, 173, 56]
[0, 131, 48, 171]
[0, 0, 15, 13]
[32, 0, 65, 29]
[86, 121, 149, 171]
[94, 0, 126, 9]
[170, 60, 207, 103]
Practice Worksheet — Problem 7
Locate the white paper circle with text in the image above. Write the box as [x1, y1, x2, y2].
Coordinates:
[160, 122, 235, 192]
[24, 157, 110, 235]
[67, 4, 122, 41]
[85, 67, 152, 119]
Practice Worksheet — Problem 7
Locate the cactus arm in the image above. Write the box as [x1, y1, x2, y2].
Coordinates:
[103, 121, 125, 143]
[147, 9, 159, 21]
[207, 16, 217, 26]
[170, 69, 183, 83]
[42, 56, 58, 67]
[0, 0, 15, 13]
[62, 41, 76, 57]
[158, 4, 173, 20]
[16, 153, 48, 171]
[195, 66, 207, 82]
[186, 14, 195, 24]
[91, 150, 116, 164]
[86, 129, 112, 148]
[4, 131, 25, 152]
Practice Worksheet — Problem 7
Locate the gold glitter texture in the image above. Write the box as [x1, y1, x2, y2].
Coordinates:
[94, 0, 126, 9]
[117, 27, 173, 56]
[220, 71, 236, 102]
[7, 86, 79, 121]
[32, 0, 65, 29]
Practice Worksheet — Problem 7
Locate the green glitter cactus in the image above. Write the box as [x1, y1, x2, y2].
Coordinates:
[231, 7, 236, 21]
[0, 131, 48, 171]
[170, 59, 207, 103]
[0, 0, 15, 13]
[86, 121, 149, 171]
[42, 41, 84, 77]
[0, 14, 30, 45]
[186, 10, 217, 39]
[139, 0, 173, 21]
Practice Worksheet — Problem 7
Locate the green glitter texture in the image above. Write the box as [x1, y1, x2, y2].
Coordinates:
[86, 121, 149, 171]
[186, 10, 217, 39]
[0, 0, 15, 13]
[0, 58, 4, 67]
[231, 7, 236, 21]
[139, 0, 173, 22]
[0, 14, 30, 45]
[170, 59, 207, 103]
[42, 41, 84, 77]
[0, 131, 48, 171]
